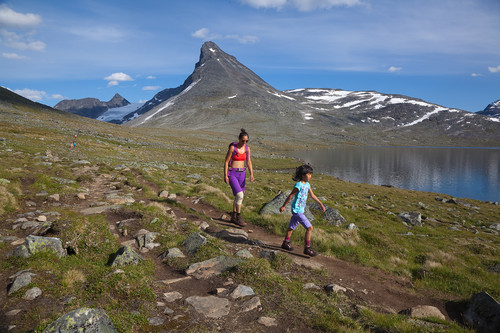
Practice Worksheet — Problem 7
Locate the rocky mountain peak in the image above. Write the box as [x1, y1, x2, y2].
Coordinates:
[478, 99, 500, 118]
[54, 93, 130, 119]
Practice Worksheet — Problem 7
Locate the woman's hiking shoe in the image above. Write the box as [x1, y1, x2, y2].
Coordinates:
[230, 212, 237, 224]
[235, 213, 247, 227]
[304, 246, 318, 257]
[281, 241, 294, 251]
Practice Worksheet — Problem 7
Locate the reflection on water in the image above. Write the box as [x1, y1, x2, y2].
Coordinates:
[294, 147, 500, 202]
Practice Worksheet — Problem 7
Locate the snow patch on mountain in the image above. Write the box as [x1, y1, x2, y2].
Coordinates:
[97, 102, 144, 122]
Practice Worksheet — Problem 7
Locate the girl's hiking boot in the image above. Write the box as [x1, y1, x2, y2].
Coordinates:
[304, 246, 318, 257]
[281, 241, 294, 251]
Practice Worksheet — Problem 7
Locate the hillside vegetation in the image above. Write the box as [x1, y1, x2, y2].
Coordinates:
[1, 97, 499, 332]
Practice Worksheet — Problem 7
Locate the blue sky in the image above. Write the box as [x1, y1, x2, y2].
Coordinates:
[1, 0, 499, 112]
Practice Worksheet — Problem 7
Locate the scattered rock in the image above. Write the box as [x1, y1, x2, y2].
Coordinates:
[160, 248, 186, 260]
[42, 308, 117, 332]
[257, 316, 277, 327]
[258, 249, 277, 261]
[230, 284, 255, 299]
[325, 284, 347, 294]
[163, 291, 183, 302]
[304, 283, 321, 290]
[241, 296, 262, 312]
[235, 249, 253, 258]
[108, 246, 143, 266]
[346, 223, 359, 230]
[158, 190, 169, 198]
[8, 270, 36, 295]
[398, 212, 423, 227]
[216, 228, 248, 243]
[105, 193, 135, 205]
[183, 232, 207, 255]
[23, 287, 42, 300]
[9, 235, 66, 258]
[400, 305, 445, 320]
[36, 215, 47, 222]
[134, 229, 159, 250]
[464, 292, 500, 333]
[185, 296, 230, 318]
[488, 263, 500, 274]
[185, 256, 241, 279]
[490, 223, 500, 231]
[47, 194, 60, 202]
[5, 309, 22, 316]
[310, 202, 347, 226]
[148, 317, 164, 326]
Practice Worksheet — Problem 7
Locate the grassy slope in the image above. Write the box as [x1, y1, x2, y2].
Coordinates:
[1, 101, 497, 332]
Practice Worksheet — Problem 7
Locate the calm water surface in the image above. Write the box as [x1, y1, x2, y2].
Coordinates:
[294, 147, 500, 202]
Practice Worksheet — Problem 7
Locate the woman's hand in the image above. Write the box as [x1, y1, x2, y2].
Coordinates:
[250, 175, 255, 182]
[224, 175, 229, 184]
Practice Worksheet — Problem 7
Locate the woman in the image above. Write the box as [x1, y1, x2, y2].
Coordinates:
[224, 128, 255, 226]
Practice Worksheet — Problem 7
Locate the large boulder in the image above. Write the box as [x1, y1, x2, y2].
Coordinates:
[259, 190, 314, 221]
[464, 292, 500, 333]
[309, 202, 347, 226]
[185, 255, 241, 279]
[8, 235, 66, 258]
[398, 212, 423, 227]
[43, 307, 116, 332]
[183, 233, 207, 255]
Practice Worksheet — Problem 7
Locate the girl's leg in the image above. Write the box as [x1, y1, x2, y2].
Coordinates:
[304, 226, 313, 247]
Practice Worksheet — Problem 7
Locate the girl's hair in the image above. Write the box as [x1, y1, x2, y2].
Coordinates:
[293, 164, 313, 181]
[239, 128, 249, 139]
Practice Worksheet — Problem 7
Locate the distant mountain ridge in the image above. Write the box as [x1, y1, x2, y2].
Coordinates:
[54, 93, 129, 119]
[119, 41, 500, 145]
[477, 99, 500, 118]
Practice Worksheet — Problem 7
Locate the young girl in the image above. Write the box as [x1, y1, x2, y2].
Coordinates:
[224, 128, 255, 226]
[279, 164, 325, 256]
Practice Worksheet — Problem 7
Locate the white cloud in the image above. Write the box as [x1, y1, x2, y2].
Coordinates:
[0, 5, 42, 29]
[14, 88, 46, 101]
[2, 52, 28, 59]
[142, 86, 161, 91]
[471, 73, 482, 77]
[488, 65, 500, 73]
[191, 28, 220, 40]
[388, 66, 402, 72]
[104, 72, 133, 87]
[241, 0, 363, 11]
[51, 94, 64, 99]
[0, 29, 46, 51]
[192, 28, 258, 44]
[146, 75, 156, 79]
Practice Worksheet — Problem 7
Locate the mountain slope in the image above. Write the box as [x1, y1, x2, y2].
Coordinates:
[55, 93, 130, 119]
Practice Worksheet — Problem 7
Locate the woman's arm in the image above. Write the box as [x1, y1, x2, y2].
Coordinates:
[309, 188, 326, 212]
[224, 145, 234, 184]
[280, 187, 299, 213]
[247, 146, 255, 182]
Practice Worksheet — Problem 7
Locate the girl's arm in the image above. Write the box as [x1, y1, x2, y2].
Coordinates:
[309, 188, 326, 212]
[224, 146, 234, 184]
[280, 187, 299, 213]
[247, 146, 255, 182]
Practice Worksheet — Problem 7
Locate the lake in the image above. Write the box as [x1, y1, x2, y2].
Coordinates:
[294, 146, 500, 202]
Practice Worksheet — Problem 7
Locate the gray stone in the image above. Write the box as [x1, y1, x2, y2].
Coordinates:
[148, 317, 164, 326]
[185, 296, 230, 318]
[216, 228, 248, 243]
[310, 202, 347, 226]
[258, 249, 277, 261]
[105, 193, 135, 205]
[108, 246, 143, 267]
[23, 287, 42, 300]
[259, 190, 314, 221]
[10, 235, 66, 258]
[398, 212, 423, 227]
[160, 247, 186, 260]
[81, 204, 122, 215]
[257, 317, 277, 327]
[163, 291, 183, 302]
[464, 292, 500, 333]
[346, 223, 359, 230]
[325, 284, 347, 294]
[158, 190, 169, 198]
[230, 284, 255, 299]
[185, 255, 242, 279]
[490, 223, 500, 231]
[303, 283, 321, 290]
[183, 232, 207, 255]
[401, 305, 445, 320]
[488, 263, 500, 274]
[134, 229, 158, 249]
[48, 194, 60, 202]
[241, 296, 261, 312]
[43, 307, 117, 332]
[52, 177, 77, 185]
[235, 249, 253, 258]
[8, 271, 36, 295]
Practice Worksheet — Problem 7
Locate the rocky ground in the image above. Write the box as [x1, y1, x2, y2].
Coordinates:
[1, 149, 482, 332]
